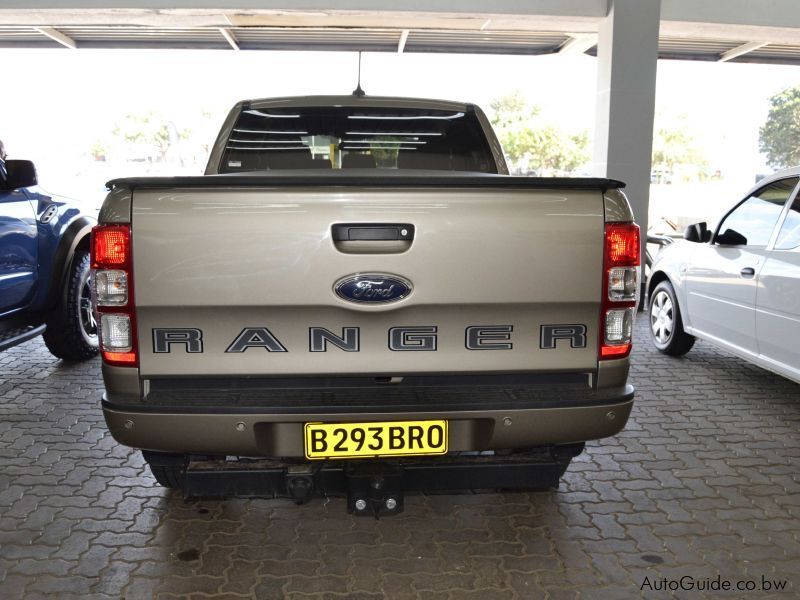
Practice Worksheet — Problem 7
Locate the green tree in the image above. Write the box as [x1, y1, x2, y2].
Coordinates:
[112, 112, 189, 161]
[651, 112, 709, 181]
[369, 136, 404, 168]
[760, 86, 800, 169]
[489, 92, 589, 175]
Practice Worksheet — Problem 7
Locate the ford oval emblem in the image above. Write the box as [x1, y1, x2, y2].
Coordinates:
[334, 273, 412, 304]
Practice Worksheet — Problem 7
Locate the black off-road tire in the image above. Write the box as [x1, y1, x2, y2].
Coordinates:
[143, 451, 185, 489]
[148, 464, 184, 489]
[43, 252, 99, 361]
[648, 280, 695, 356]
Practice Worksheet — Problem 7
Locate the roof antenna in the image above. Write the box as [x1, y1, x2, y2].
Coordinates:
[352, 51, 366, 97]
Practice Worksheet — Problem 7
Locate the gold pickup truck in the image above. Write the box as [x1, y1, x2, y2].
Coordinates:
[92, 95, 639, 515]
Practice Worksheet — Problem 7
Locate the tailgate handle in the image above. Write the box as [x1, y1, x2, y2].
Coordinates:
[332, 223, 415, 242]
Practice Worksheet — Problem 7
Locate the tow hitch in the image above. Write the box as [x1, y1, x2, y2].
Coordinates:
[180, 444, 584, 516]
[346, 462, 404, 517]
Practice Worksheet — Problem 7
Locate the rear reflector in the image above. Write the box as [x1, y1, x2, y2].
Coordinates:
[102, 351, 137, 364]
[600, 343, 631, 358]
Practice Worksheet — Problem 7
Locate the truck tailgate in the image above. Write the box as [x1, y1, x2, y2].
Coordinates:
[131, 187, 603, 377]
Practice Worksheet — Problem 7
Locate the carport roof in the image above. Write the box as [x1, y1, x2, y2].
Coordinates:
[2, 24, 800, 65]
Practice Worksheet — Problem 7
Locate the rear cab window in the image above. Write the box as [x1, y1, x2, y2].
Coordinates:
[219, 105, 497, 173]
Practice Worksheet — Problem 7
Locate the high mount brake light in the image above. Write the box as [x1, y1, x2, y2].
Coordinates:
[600, 222, 640, 360]
[91, 224, 138, 367]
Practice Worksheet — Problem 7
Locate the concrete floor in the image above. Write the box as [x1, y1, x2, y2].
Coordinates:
[0, 318, 798, 599]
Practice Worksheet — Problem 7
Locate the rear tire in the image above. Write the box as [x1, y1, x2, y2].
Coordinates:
[143, 451, 185, 489]
[648, 280, 695, 356]
[43, 252, 99, 361]
[148, 464, 184, 489]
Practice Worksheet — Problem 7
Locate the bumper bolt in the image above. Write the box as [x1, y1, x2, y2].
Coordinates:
[354, 498, 367, 511]
[235, 422, 246, 432]
[123, 420, 134, 430]
[385, 497, 397, 510]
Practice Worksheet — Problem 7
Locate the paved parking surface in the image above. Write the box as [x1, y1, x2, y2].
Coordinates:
[1, 317, 799, 599]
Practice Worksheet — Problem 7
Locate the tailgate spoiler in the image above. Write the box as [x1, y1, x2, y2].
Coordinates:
[106, 171, 625, 191]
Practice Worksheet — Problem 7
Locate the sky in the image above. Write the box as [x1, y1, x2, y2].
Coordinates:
[2, 47, 800, 203]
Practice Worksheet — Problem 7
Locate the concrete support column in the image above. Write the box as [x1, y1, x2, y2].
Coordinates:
[594, 0, 661, 258]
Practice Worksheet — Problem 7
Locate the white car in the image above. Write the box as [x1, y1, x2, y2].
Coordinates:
[647, 167, 800, 384]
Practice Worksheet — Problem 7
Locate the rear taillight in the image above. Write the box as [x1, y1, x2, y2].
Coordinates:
[91, 224, 137, 366]
[600, 222, 640, 360]
[92, 225, 130, 267]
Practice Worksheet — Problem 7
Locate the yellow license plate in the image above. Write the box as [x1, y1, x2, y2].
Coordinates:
[304, 420, 448, 460]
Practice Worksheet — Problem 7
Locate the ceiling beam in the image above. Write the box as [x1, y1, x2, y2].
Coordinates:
[219, 27, 239, 50]
[718, 40, 768, 61]
[558, 33, 598, 54]
[8, 1, 610, 19]
[34, 26, 76, 48]
[397, 29, 409, 53]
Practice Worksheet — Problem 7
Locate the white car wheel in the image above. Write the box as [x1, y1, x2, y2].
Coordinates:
[648, 280, 695, 356]
[650, 290, 674, 344]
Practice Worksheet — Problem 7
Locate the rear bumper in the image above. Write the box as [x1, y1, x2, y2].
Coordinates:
[102, 381, 634, 456]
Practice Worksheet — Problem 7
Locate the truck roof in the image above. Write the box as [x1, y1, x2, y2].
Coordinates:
[242, 95, 471, 112]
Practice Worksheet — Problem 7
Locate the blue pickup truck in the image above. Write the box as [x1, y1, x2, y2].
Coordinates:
[0, 152, 98, 360]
